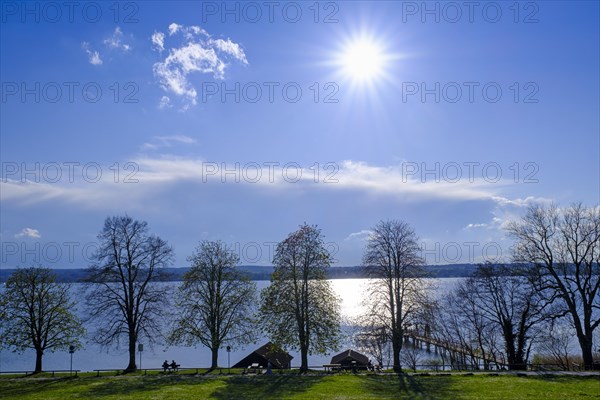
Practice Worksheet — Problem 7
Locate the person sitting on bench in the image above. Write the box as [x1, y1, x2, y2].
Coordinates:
[162, 360, 169, 372]
[170, 360, 179, 371]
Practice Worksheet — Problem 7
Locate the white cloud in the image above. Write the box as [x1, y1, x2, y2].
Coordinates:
[141, 135, 197, 150]
[168, 23, 182, 36]
[330, 160, 509, 201]
[1, 158, 553, 214]
[491, 196, 552, 207]
[210, 38, 247, 62]
[81, 42, 103, 65]
[465, 223, 487, 229]
[89, 51, 103, 65]
[344, 230, 372, 241]
[159, 95, 171, 109]
[82, 28, 130, 65]
[103, 27, 131, 52]
[151, 31, 165, 52]
[158, 135, 196, 144]
[152, 23, 247, 108]
[15, 228, 41, 238]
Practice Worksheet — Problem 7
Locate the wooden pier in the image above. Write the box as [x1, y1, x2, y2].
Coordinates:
[403, 330, 506, 370]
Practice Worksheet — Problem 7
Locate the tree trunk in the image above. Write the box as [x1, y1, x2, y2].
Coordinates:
[392, 336, 402, 372]
[34, 349, 43, 373]
[573, 317, 595, 370]
[300, 345, 308, 372]
[503, 326, 525, 371]
[211, 347, 219, 369]
[126, 336, 137, 372]
[578, 336, 594, 370]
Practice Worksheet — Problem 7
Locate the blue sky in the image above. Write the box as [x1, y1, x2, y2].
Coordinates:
[1, 1, 599, 268]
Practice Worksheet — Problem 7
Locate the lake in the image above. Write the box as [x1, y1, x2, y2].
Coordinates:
[0, 278, 460, 372]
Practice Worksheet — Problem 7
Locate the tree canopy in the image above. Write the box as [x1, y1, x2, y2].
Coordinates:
[169, 240, 257, 369]
[0, 267, 84, 373]
[84, 215, 174, 371]
[260, 223, 341, 372]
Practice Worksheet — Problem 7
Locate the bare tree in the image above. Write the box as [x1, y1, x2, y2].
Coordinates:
[0, 267, 84, 373]
[352, 316, 390, 368]
[458, 264, 547, 370]
[400, 342, 423, 372]
[537, 324, 574, 370]
[260, 223, 341, 372]
[83, 216, 174, 372]
[434, 291, 500, 370]
[362, 220, 427, 372]
[507, 203, 600, 369]
[169, 240, 257, 369]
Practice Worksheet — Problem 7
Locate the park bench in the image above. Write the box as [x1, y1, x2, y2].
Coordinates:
[162, 364, 180, 372]
[322, 363, 342, 372]
[246, 363, 262, 374]
[93, 369, 122, 377]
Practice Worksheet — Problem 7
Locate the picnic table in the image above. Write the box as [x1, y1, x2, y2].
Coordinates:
[246, 363, 263, 374]
[323, 363, 342, 372]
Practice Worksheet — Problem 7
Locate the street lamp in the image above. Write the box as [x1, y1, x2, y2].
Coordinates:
[69, 345, 75, 377]
[138, 343, 144, 370]
[226, 346, 231, 373]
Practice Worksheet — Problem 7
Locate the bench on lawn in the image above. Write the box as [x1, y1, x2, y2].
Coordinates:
[323, 364, 342, 372]
[246, 363, 262, 374]
[163, 364, 180, 372]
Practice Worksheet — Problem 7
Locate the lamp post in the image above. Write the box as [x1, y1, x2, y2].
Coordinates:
[226, 346, 231, 373]
[69, 345, 75, 377]
[138, 343, 144, 370]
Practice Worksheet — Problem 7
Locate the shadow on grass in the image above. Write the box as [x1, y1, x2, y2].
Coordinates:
[210, 374, 326, 400]
[81, 375, 217, 398]
[512, 373, 600, 383]
[79, 373, 326, 400]
[0, 377, 72, 398]
[362, 373, 457, 400]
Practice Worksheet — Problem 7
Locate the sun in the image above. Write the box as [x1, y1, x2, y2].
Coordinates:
[339, 37, 386, 83]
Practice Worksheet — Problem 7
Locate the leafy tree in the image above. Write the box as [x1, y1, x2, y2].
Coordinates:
[507, 203, 600, 369]
[260, 224, 341, 372]
[169, 240, 257, 369]
[83, 216, 174, 372]
[0, 267, 84, 373]
[362, 220, 427, 372]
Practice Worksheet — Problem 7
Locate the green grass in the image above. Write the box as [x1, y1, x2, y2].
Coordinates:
[0, 373, 598, 400]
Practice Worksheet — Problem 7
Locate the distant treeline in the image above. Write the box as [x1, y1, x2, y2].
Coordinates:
[0, 264, 483, 283]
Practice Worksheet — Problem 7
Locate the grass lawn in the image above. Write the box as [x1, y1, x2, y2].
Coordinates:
[0, 372, 598, 400]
